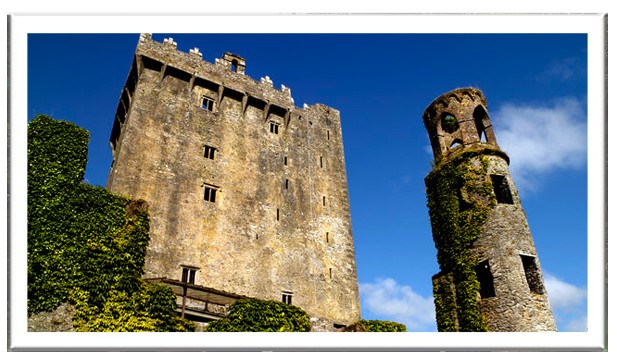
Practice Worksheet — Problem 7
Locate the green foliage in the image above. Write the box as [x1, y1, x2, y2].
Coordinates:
[432, 272, 458, 332]
[28, 115, 191, 332]
[204, 298, 311, 332]
[343, 320, 407, 332]
[425, 148, 498, 332]
[70, 281, 195, 332]
[441, 114, 459, 134]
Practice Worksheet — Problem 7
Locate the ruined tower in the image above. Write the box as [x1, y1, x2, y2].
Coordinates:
[106, 34, 361, 330]
[423, 88, 556, 332]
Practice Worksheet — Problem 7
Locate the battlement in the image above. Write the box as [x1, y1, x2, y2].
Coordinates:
[135, 33, 297, 110]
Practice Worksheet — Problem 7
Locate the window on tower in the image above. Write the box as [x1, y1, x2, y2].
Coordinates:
[475, 260, 496, 298]
[282, 291, 293, 305]
[201, 96, 215, 112]
[491, 174, 514, 204]
[204, 184, 218, 203]
[270, 121, 280, 134]
[204, 145, 216, 160]
[181, 266, 198, 284]
[521, 255, 545, 294]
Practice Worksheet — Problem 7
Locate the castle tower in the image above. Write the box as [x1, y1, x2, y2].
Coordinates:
[423, 88, 556, 332]
[106, 34, 361, 330]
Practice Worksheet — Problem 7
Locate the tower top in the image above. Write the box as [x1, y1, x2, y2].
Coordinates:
[423, 87, 501, 163]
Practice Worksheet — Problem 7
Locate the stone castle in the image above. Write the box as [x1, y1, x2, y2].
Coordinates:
[107, 34, 555, 332]
[106, 34, 360, 331]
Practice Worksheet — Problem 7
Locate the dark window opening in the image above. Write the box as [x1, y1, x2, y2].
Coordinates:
[231, 59, 238, 73]
[270, 122, 279, 134]
[491, 175, 514, 204]
[457, 188, 471, 212]
[284, 156, 288, 166]
[475, 260, 496, 298]
[329, 268, 333, 279]
[285, 179, 289, 190]
[320, 156, 323, 168]
[204, 145, 216, 160]
[473, 106, 489, 143]
[181, 267, 197, 284]
[204, 186, 217, 203]
[201, 96, 215, 111]
[326, 232, 329, 243]
[282, 292, 293, 305]
[521, 255, 544, 294]
[276, 208, 280, 221]
[323, 196, 326, 206]
[327, 130, 330, 140]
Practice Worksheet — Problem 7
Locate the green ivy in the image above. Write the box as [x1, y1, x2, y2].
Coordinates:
[204, 298, 311, 332]
[343, 320, 407, 332]
[425, 146, 501, 332]
[28, 115, 192, 331]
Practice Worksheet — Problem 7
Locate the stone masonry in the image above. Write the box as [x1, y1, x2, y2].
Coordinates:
[106, 34, 361, 330]
[423, 88, 557, 331]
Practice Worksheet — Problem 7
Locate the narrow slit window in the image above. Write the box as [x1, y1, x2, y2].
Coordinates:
[201, 96, 215, 112]
[320, 156, 323, 168]
[282, 292, 293, 305]
[491, 174, 514, 204]
[323, 196, 326, 206]
[284, 156, 288, 166]
[276, 208, 280, 221]
[285, 179, 289, 190]
[327, 130, 330, 140]
[521, 255, 544, 294]
[270, 121, 279, 134]
[475, 260, 496, 298]
[204, 185, 218, 203]
[326, 232, 329, 243]
[204, 145, 216, 160]
[329, 268, 333, 279]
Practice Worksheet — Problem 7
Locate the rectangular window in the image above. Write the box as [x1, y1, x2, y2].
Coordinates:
[521, 255, 544, 294]
[491, 174, 514, 204]
[284, 156, 288, 166]
[204, 185, 218, 203]
[204, 145, 216, 160]
[326, 232, 329, 243]
[181, 266, 198, 284]
[201, 96, 215, 111]
[270, 122, 279, 134]
[282, 292, 293, 305]
[320, 156, 323, 168]
[285, 179, 289, 190]
[475, 260, 496, 298]
[276, 208, 280, 221]
[323, 196, 326, 206]
[327, 130, 330, 140]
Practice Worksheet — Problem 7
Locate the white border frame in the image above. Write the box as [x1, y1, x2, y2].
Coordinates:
[6, 13, 607, 351]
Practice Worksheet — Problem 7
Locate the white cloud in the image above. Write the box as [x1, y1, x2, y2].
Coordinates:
[544, 273, 587, 310]
[359, 278, 435, 331]
[491, 98, 587, 191]
[544, 272, 587, 332]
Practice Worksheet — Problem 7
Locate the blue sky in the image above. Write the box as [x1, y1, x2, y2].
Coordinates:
[26, 31, 589, 332]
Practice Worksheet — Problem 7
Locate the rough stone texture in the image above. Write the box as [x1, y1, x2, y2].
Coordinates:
[27, 303, 76, 332]
[424, 88, 557, 332]
[106, 34, 361, 329]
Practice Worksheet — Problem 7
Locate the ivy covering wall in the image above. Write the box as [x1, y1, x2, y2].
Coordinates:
[425, 146, 502, 332]
[27, 115, 193, 331]
[204, 298, 312, 332]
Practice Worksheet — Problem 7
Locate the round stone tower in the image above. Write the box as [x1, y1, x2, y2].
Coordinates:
[423, 87, 557, 332]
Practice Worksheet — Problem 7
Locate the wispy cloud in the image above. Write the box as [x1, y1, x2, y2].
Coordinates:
[359, 278, 436, 332]
[544, 272, 587, 332]
[492, 98, 587, 191]
[538, 57, 584, 82]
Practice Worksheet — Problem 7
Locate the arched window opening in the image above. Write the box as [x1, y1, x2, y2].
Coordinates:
[449, 139, 463, 150]
[473, 106, 489, 143]
[441, 113, 459, 134]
